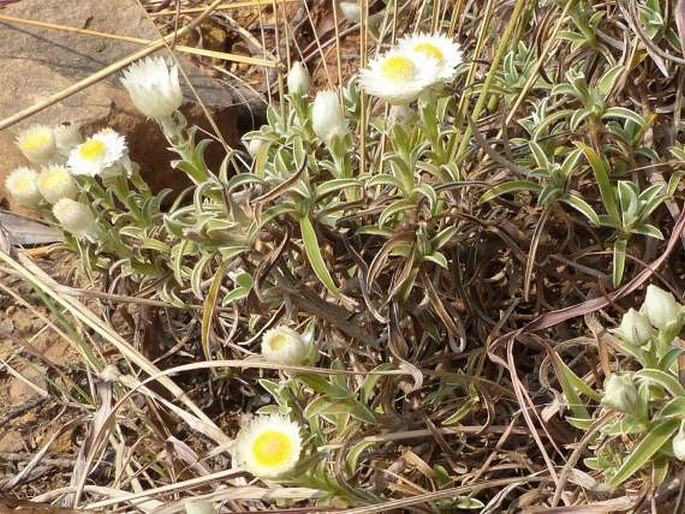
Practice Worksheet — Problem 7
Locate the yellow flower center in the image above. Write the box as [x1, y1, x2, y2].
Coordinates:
[21, 132, 51, 152]
[79, 139, 106, 160]
[13, 176, 33, 193]
[252, 431, 294, 468]
[380, 56, 416, 82]
[267, 334, 288, 352]
[40, 172, 68, 190]
[412, 42, 443, 63]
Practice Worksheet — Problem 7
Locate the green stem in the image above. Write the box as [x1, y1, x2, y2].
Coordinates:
[451, 0, 529, 167]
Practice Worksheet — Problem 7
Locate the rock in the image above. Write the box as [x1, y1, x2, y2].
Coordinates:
[0, 430, 24, 452]
[0, 0, 262, 210]
[8, 367, 47, 406]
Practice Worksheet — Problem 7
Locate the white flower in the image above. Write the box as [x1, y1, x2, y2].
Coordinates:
[262, 326, 310, 366]
[358, 48, 439, 104]
[246, 137, 265, 158]
[67, 129, 127, 177]
[641, 285, 681, 331]
[287, 61, 311, 96]
[614, 308, 654, 346]
[340, 2, 361, 22]
[601, 373, 638, 413]
[673, 423, 685, 461]
[312, 90, 348, 146]
[5, 167, 42, 206]
[52, 198, 99, 240]
[53, 124, 83, 157]
[233, 414, 302, 478]
[15, 125, 58, 164]
[37, 165, 77, 204]
[398, 32, 463, 82]
[121, 56, 183, 119]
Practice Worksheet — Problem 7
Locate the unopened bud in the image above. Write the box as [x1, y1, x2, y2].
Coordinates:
[614, 308, 654, 346]
[287, 61, 311, 96]
[312, 90, 348, 148]
[641, 285, 681, 331]
[601, 373, 638, 413]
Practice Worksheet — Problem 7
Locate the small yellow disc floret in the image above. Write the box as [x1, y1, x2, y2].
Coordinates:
[379, 55, 417, 82]
[251, 431, 294, 468]
[412, 42, 444, 63]
[79, 139, 107, 160]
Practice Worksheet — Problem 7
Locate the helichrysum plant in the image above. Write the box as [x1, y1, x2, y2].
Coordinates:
[558, 285, 685, 488]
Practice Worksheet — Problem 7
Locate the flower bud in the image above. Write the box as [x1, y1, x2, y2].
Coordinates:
[16, 125, 58, 164]
[287, 61, 311, 96]
[5, 167, 42, 206]
[614, 308, 654, 346]
[312, 90, 348, 148]
[601, 373, 638, 413]
[340, 2, 361, 22]
[52, 198, 99, 240]
[54, 124, 83, 157]
[37, 165, 77, 204]
[673, 423, 685, 461]
[640, 285, 681, 331]
[246, 137, 264, 158]
[261, 326, 310, 366]
[121, 56, 183, 120]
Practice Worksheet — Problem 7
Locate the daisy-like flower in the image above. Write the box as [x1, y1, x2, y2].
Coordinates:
[67, 128, 127, 177]
[121, 56, 183, 120]
[233, 414, 303, 478]
[312, 90, 348, 146]
[37, 164, 78, 204]
[15, 125, 58, 164]
[398, 32, 463, 82]
[261, 326, 310, 366]
[5, 167, 42, 206]
[52, 198, 99, 240]
[358, 48, 439, 104]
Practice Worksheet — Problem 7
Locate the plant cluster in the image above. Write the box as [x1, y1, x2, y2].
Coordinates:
[4, 0, 685, 510]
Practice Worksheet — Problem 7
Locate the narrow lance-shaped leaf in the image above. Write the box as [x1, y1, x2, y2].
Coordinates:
[299, 214, 341, 298]
[608, 418, 679, 487]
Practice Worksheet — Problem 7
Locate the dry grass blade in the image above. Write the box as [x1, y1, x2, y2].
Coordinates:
[0, 13, 276, 66]
[149, 0, 300, 17]
[0, 249, 231, 446]
[335, 477, 542, 514]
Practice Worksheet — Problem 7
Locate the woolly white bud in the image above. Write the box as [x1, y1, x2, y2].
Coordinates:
[246, 138, 264, 158]
[312, 90, 348, 147]
[16, 125, 57, 164]
[121, 56, 183, 119]
[340, 2, 361, 22]
[37, 165, 77, 204]
[261, 326, 310, 366]
[52, 198, 99, 240]
[287, 61, 311, 96]
[641, 285, 681, 331]
[5, 167, 42, 206]
[54, 124, 83, 157]
[673, 423, 685, 461]
[602, 373, 638, 413]
[614, 308, 654, 346]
